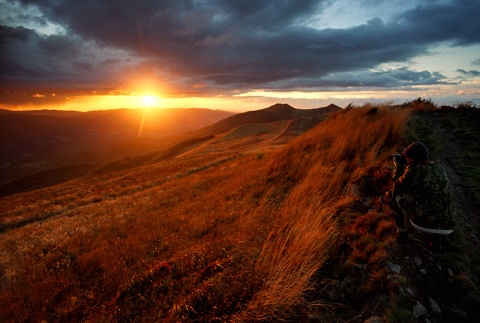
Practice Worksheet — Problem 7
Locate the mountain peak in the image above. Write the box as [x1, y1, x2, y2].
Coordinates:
[325, 103, 342, 110]
[265, 103, 296, 111]
[263, 103, 297, 119]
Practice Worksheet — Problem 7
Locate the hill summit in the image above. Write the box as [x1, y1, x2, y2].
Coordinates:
[263, 103, 341, 119]
[181, 103, 341, 139]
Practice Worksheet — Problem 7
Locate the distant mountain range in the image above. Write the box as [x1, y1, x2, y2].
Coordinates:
[0, 103, 341, 196]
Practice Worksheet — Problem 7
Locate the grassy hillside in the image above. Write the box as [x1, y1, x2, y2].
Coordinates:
[176, 103, 340, 140]
[0, 104, 337, 196]
[1, 102, 478, 322]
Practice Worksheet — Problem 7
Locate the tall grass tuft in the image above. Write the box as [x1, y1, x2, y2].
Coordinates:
[238, 105, 411, 321]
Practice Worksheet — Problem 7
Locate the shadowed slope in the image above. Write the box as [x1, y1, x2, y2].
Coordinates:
[0, 108, 234, 192]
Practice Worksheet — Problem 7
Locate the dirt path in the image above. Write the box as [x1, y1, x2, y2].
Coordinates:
[383, 112, 480, 322]
[423, 114, 480, 249]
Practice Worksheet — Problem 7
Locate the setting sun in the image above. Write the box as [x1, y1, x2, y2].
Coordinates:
[141, 95, 158, 107]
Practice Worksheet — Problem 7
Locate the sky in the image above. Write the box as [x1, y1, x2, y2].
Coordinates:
[1, 0, 479, 112]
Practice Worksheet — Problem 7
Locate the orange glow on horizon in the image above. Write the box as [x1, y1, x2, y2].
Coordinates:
[0, 93, 251, 112]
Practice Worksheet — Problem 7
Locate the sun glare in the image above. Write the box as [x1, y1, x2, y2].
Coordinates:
[142, 95, 157, 107]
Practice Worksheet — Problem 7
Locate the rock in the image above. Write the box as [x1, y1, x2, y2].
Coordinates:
[447, 268, 454, 277]
[414, 256, 422, 267]
[387, 261, 401, 274]
[450, 307, 469, 319]
[429, 297, 441, 314]
[404, 287, 414, 295]
[413, 301, 427, 318]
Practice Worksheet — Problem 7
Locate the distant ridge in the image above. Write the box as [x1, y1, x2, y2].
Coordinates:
[179, 103, 341, 139]
[263, 103, 341, 119]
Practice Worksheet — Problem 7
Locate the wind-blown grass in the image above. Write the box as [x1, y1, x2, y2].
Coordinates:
[1, 105, 411, 322]
[238, 105, 411, 321]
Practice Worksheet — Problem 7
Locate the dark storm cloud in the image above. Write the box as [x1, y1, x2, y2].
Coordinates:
[0, 24, 140, 87]
[338, 68, 449, 88]
[382, 68, 447, 86]
[392, 0, 480, 46]
[267, 67, 449, 90]
[457, 69, 480, 77]
[0, 0, 47, 27]
[2, 0, 480, 93]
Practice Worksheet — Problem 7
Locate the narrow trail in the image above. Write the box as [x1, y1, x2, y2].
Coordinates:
[423, 113, 480, 248]
[383, 112, 480, 322]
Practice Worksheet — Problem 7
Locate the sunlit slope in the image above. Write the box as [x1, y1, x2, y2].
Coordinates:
[94, 104, 340, 173]
[0, 104, 338, 196]
[0, 105, 410, 322]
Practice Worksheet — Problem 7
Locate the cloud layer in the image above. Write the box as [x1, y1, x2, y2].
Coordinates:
[1, 0, 480, 101]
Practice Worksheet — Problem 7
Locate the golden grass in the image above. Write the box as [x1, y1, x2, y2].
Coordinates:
[236, 105, 410, 321]
[0, 105, 411, 322]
